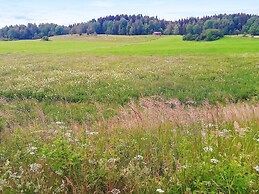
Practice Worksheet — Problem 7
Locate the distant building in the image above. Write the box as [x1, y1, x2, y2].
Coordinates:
[153, 32, 162, 36]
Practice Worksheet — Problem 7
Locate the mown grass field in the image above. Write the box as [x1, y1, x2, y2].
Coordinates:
[0, 35, 258, 193]
[1, 35, 259, 55]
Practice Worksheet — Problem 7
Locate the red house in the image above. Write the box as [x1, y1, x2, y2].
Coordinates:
[153, 32, 162, 36]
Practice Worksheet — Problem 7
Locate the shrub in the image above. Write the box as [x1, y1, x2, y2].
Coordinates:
[41, 36, 49, 41]
[183, 29, 224, 41]
[200, 29, 224, 41]
[183, 33, 200, 41]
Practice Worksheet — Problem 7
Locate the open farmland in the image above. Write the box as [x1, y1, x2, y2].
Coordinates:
[0, 35, 259, 193]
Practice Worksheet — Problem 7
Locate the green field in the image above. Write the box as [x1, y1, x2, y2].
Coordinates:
[0, 35, 258, 193]
[0, 35, 258, 106]
[1, 35, 259, 55]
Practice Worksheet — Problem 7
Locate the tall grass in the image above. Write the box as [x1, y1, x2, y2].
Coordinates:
[0, 101, 258, 193]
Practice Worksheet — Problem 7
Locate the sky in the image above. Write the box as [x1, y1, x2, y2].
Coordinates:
[0, 0, 259, 27]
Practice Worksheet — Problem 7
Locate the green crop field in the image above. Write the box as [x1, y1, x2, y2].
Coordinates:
[0, 35, 258, 193]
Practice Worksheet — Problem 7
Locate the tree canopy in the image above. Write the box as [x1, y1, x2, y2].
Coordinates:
[0, 13, 258, 40]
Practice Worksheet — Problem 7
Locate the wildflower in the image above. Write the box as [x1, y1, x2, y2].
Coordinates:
[27, 146, 38, 155]
[55, 170, 64, 175]
[210, 158, 219, 164]
[86, 131, 99, 135]
[156, 189, 165, 193]
[29, 163, 42, 172]
[65, 132, 72, 137]
[181, 165, 189, 169]
[256, 138, 259, 142]
[59, 125, 66, 129]
[30, 146, 38, 151]
[111, 188, 121, 194]
[206, 123, 217, 128]
[67, 138, 74, 142]
[108, 158, 116, 163]
[5, 160, 10, 166]
[203, 146, 213, 152]
[80, 143, 87, 147]
[19, 166, 24, 173]
[254, 166, 259, 172]
[89, 159, 97, 164]
[27, 146, 38, 152]
[55, 121, 65, 125]
[201, 131, 207, 137]
[134, 155, 144, 161]
[222, 129, 231, 133]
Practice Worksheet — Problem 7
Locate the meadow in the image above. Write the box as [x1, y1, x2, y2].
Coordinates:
[0, 35, 258, 193]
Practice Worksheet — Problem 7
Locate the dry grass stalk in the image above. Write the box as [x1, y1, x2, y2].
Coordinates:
[107, 98, 259, 130]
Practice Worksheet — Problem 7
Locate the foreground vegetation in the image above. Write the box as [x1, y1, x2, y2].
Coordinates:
[0, 100, 258, 193]
[0, 35, 258, 193]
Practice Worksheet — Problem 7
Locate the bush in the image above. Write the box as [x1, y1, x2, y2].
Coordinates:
[183, 29, 224, 41]
[200, 29, 224, 41]
[183, 33, 200, 41]
[41, 36, 49, 41]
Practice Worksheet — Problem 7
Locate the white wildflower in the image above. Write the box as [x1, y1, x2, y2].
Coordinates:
[210, 158, 219, 164]
[203, 146, 213, 152]
[156, 189, 165, 193]
[222, 129, 231, 133]
[111, 188, 121, 194]
[256, 138, 259, 142]
[181, 165, 189, 169]
[55, 170, 64, 175]
[27, 146, 38, 155]
[55, 121, 65, 125]
[254, 165, 259, 172]
[86, 131, 99, 135]
[27, 146, 38, 152]
[29, 163, 42, 172]
[65, 132, 72, 138]
[134, 155, 144, 161]
[89, 159, 97, 164]
[30, 146, 38, 151]
[19, 166, 24, 173]
[5, 160, 10, 166]
[206, 123, 217, 128]
[67, 138, 74, 142]
[108, 158, 116, 163]
[80, 143, 87, 147]
[201, 131, 207, 137]
[59, 125, 66, 129]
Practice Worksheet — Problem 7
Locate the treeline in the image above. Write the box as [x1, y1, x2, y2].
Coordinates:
[0, 13, 259, 40]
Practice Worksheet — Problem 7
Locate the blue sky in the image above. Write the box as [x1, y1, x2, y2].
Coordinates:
[0, 0, 259, 27]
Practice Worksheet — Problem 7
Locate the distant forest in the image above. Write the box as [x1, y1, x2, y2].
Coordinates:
[1, 13, 259, 40]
